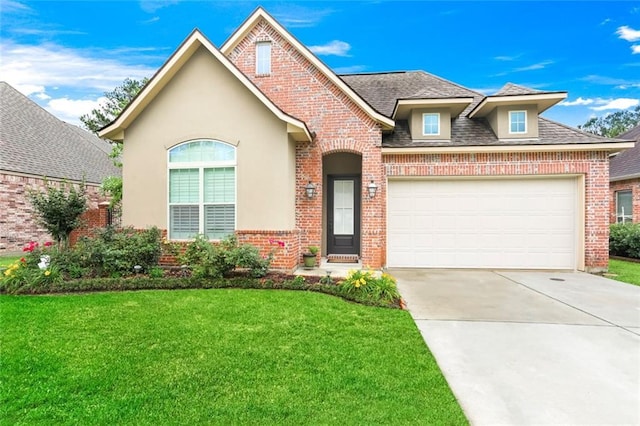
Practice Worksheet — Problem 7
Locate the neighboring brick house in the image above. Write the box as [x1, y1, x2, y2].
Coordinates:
[99, 8, 631, 272]
[610, 124, 640, 224]
[0, 82, 120, 253]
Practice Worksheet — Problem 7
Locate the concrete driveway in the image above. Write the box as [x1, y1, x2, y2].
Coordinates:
[391, 269, 640, 425]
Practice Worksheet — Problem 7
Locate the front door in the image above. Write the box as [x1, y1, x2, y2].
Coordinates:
[327, 175, 360, 255]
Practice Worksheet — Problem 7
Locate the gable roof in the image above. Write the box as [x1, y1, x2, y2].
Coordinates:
[494, 83, 544, 96]
[99, 29, 312, 142]
[0, 82, 120, 184]
[468, 88, 567, 118]
[337, 73, 630, 149]
[610, 124, 640, 181]
[340, 71, 481, 118]
[220, 7, 394, 129]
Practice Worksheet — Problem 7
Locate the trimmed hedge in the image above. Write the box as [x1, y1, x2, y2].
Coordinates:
[0, 275, 401, 309]
[610, 223, 640, 259]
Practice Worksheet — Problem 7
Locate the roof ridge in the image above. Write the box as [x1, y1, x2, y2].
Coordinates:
[338, 71, 408, 77]
[416, 70, 485, 97]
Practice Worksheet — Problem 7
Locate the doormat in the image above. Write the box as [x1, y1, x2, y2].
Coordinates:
[326, 254, 359, 264]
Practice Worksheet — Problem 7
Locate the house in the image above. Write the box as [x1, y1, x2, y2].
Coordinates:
[99, 8, 632, 272]
[0, 82, 120, 253]
[610, 124, 640, 224]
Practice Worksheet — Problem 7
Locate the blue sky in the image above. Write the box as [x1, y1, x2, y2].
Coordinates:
[1, 1, 639, 128]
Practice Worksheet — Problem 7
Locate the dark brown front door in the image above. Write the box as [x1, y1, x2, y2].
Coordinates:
[327, 175, 360, 255]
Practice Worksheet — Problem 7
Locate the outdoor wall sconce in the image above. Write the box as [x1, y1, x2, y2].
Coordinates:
[305, 181, 316, 198]
[367, 180, 378, 198]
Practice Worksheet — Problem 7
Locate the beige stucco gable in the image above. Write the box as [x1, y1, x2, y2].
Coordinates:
[121, 45, 297, 231]
[99, 30, 311, 143]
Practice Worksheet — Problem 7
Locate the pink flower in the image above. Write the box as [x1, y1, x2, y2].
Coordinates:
[44, 241, 53, 247]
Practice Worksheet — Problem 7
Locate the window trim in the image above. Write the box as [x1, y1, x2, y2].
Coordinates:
[255, 41, 271, 75]
[422, 112, 440, 136]
[509, 110, 527, 134]
[616, 189, 633, 224]
[167, 140, 237, 241]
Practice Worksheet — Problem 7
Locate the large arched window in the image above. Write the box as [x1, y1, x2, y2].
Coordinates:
[168, 140, 236, 240]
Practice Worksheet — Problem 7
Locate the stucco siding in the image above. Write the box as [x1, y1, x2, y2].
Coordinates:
[122, 45, 295, 232]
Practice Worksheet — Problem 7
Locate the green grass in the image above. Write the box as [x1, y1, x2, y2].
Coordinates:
[0, 255, 20, 268]
[0, 289, 467, 425]
[608, 258, 640, 286]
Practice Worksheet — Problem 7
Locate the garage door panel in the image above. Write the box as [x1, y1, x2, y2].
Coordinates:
[388, 178, 577, 269]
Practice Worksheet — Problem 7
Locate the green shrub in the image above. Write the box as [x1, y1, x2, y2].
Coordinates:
[75, 226, 162, 277]
[339, 270, 401, 304]
[148, 266, 165, 278]
[610, 223, 640, 259]
[0, 274, 400, 308]
[179, 234, 272, 278]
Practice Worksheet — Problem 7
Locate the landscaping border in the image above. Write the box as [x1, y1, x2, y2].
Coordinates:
[0, 273, 403, 309]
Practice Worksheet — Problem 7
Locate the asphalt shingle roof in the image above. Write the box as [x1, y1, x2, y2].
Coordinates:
[340, 71, 626, 148]
[493, 83, 544, 96]
[0, 82, 120, 184]
[340, 71, 481, 117]
[610, 124, 640, 180]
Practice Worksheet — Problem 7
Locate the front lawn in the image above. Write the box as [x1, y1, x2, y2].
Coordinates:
[0, 290, 467, 425]
[0, 255, 20, 268]
[608, 258, 640, 286]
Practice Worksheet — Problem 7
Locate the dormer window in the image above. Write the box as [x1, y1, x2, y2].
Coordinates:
[509, 111, 527, 134]
[422, 113, 440, 136]
[256, 41, 271, 75]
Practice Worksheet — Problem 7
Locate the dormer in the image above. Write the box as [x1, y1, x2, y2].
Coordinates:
[468, 84, 566, 139]
[392, 97, 474, 141]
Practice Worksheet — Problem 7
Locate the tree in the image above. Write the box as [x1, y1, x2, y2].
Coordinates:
[578, 105, 640, 138]
[80, 77, 148, 134]
[80, 77, 148, 206]
[28, 180, 87, 249]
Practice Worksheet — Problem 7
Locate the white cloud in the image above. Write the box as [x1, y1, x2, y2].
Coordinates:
[139, 0, 179, 13]
[272, 6, 333, 28]
[590, 98, 639, 111]
[0, 0, 31, 13]
[309, 40, 351, 57]
[0, 41, 155, 93]
[12, 83, 45, 97]
[141, 16, 160, 24]
[559, 97, 594, 106]
[45, 96, 107, 125]
[632, 45, 640, 54]
[558, 96, 640, 111]
[494, 54, 522, 61]
[581, 74, 640, 88]
[617, 25, 640, 42]
[513, 60, 554, 72]
[35, 92, 51, 100]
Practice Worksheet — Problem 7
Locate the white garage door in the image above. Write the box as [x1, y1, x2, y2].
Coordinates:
[387, 178, 578, 269]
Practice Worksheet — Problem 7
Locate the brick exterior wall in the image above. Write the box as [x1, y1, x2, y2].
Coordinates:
[610, 178, 640, 224]
[227, 18, 385, 269]
[0, 172, 108, 253]
[222, 17, 613, 271]
[384, 151, 611, 270]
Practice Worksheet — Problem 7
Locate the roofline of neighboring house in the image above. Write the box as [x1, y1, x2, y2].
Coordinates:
[381, 141, 635, 155]
[610, 173, 640, 182]
[219, 6, 395, 129]
[0, 169, 105, 186]
[99, 29, 312, 143]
